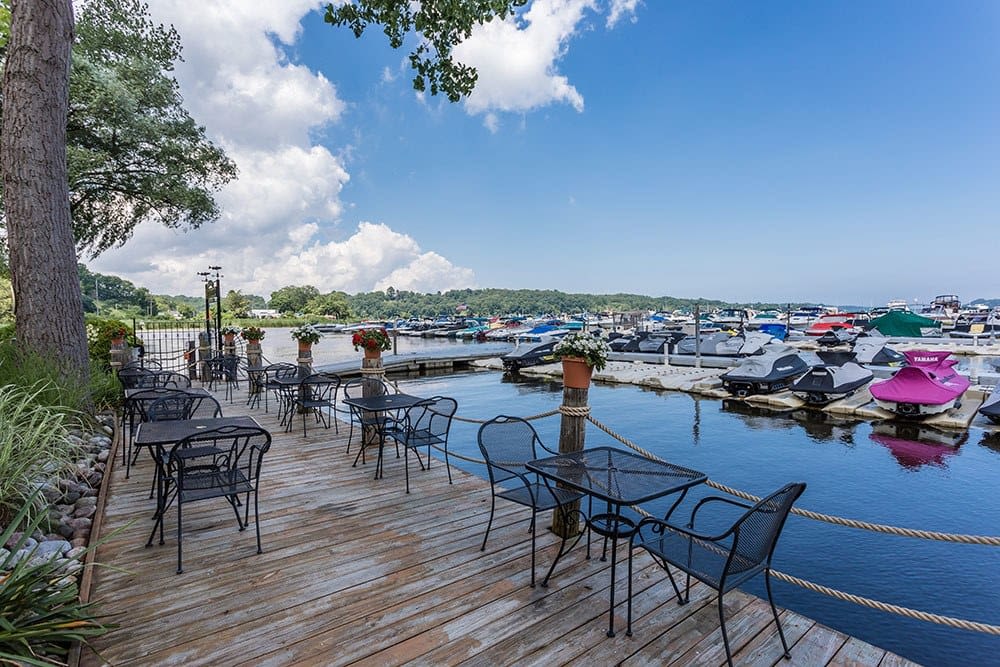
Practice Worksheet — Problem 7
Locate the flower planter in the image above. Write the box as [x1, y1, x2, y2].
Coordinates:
[364, 348, 382, 360]
[561, 357, 593, 389]
[110, 336, 125, 346]
[298, 341, 313, 354]
[224, 333, 236, 345]
[246, 339, 261, 346]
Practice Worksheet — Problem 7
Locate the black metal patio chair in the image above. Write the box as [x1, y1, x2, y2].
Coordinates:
[285, 372, 341, 437]
[250, 362, 297, 414]
[627, 481, 806, 666]
[384, 396, 458, 493]
[147, 424, 272, 573]
[340, 376, 394, 458]
[140, 394, 224, 499]
[205, 354, 241, 402]
[477, 415, 586, 587]
[123, 387, 189, 475]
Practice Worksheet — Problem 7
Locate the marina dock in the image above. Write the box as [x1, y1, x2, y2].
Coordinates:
[80, 384, 917, 666]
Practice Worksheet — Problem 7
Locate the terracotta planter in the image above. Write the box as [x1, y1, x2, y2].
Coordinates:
[224, 333, 236, 344]
[561, 357, 593, 389]
[110, 336, 125, 346]
[364, 347, 382, 360]
[246, 338, 261, 346]
[297, 341, 313, 353]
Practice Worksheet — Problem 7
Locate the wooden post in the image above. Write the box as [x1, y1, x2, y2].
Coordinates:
[197, 332, 210, 381]
[361, 353, 385, 458]
[246, 340, 262, 395]
[185, 340, 196, 381]
[109, 339, 129, 376]
[552, 384, 587, 538]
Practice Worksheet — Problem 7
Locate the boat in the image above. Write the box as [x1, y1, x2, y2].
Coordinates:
[979, 384, 1000, 425]
[804, 312, 870, 337]
[790, 351, 874, 405]
[720, 345, 810, 396]
[674, 330, 773, 356]
[919, 295, 961, 330]
[868, 310, 941, 337]
[788, 306, 825, 329]
[852, 338, 907, 366]
[711, 308, 752, 330]
[501, 339, 558, 372]
[869, 350, 970, 417]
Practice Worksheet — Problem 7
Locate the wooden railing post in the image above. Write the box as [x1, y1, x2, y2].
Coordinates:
[361, 352, 385, 454]
[552, 384, 587, 538]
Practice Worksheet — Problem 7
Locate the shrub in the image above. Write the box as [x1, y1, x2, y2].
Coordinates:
[0, 494, 111, 664]
[0, 383, 78, 523]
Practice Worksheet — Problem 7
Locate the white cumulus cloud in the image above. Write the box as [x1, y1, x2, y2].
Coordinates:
[89, 0, 478, 298]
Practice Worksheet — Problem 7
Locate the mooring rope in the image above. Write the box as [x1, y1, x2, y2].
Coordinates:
[583, 413, 1000, 547]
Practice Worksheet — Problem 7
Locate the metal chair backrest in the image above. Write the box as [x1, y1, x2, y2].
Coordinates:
[169, 425, 271, 485]
[341, 377, 390, 401]
[727, 482, 806, 578]
[477, 415, 544, 484]
[147, 394, 222, 422]
[410, 396, 458, 438]
[118, 366, 155, 389]
[153, 371, 192, 388]
[300, 372, 340, 402]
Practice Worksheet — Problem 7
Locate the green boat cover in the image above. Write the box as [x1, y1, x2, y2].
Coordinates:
[869, 310, 941, 337]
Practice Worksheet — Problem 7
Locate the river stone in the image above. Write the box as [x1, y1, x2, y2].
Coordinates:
[71, 538, 88, 549]
[35, 540, 70, 558]
[41, 483, 63, 504]
[66, 434, 85, 447]
[97, 450, 110, 463]
[0, 547, 9, 563]
[5, 533, 36, 550]
[66, 546, 87, 560]
[57, 523, 75, 539]
[63, 490, 81, 504]
[87, 471, 104, 487]
[74, 506, 96, 520]
[68, 517, 92, 531]
[75, 496, 97, 509]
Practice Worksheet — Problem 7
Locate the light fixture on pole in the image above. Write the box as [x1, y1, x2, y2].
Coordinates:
[208, 266, 223, 351]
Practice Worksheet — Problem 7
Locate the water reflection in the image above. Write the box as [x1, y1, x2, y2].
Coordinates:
[789, 409, 859, 446]
[976, 430, 1000, 456]
[869, 422, 967, 470]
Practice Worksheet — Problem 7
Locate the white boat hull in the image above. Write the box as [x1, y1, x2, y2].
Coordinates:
[873, 398, 958, 417]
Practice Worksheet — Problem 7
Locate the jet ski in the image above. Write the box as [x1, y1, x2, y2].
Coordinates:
[720, 345, 810, 397]
[790, 351, 874, 405]
[501, 339, 558, 372]
[816, 329, 858, 347]
[852, 339, 907, 366]
[869, 350, 970, 417]
[607, 330, 684, 354]
[675, 330, 773, 356]
[979, 384, 1000, 424]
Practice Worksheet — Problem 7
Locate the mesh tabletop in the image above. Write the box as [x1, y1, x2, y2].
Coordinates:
[125, 387, 211, 399]
[135, 416, 262, 447]
[342, 393, 428, 412]
[526, 446, 706, 505]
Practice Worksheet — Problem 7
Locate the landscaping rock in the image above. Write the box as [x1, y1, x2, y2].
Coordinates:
[75, 496, 97, 509]
[66, 546, 87, 560]
[74, 506, 96, 520]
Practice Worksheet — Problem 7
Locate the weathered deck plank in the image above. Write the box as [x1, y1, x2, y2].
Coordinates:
[81, 384, 916, 666]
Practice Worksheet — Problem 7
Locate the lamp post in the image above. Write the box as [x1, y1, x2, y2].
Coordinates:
[207, 266, 223, 352]
[197, 271, 212, 348]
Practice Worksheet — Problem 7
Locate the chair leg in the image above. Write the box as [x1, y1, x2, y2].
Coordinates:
[444, 444, 452, 484]
[529, 508, 537, 588]
[626, 542, 635, 636]
[480, 495, 497, 551]
[176, 500, 183, 574]
[404, 445, 410, 494]
[718, 593, 734, 667]
[765, 570, 792, 659]
[254, 489, 262, 555]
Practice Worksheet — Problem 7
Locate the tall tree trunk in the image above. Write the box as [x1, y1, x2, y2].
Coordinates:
[1, 0, 89, 381]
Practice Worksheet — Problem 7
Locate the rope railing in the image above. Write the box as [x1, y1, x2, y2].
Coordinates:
[583, 412, 1000, 547]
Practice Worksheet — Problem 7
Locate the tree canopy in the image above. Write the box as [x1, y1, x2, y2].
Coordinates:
[325, 0, 527, 102]
[65, 0, 236, 255]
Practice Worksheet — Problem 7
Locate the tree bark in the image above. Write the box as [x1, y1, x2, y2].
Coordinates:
[1, 0, 89, 380]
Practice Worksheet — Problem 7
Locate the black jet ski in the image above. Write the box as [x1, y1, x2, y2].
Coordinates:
[791, 351, 874, 405]
[675, 331, 773, 356]
[501, 339, 558, 372]
[720, 345, 810, 396]
[852, 340, 907, 366]
[979, 384, 1000, 425]
[816, 329, 858, 347]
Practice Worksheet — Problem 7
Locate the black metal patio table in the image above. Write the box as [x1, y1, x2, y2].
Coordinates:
[341, 393, 429, 479]
[135, 415, 264, 545]
[526, 446, 706, 637]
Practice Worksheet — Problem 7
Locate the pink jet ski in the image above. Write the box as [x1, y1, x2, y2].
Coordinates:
[869, 350, 970, 417]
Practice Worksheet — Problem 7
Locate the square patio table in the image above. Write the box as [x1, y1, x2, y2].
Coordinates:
[342, 393, 429, 479]
[526, 446, 706, 637]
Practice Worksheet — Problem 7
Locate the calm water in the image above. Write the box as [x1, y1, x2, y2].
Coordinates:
[260, 329, 1000, 666]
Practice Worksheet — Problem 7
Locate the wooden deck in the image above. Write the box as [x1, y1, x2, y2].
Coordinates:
[81, 385, 919, 666]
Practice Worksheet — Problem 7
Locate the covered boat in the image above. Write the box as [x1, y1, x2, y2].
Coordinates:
[790, 351, 874, 405]
[869, 350, 970, 417]
[852, 339, 907, 366]
[501, 339, 558, 372]
[979, 384, 1000, 424]
[675, 331, 773, 356]
[815, 329, 858, 347]
[869, 310, 941, 337]
[720, 345, 810, 396]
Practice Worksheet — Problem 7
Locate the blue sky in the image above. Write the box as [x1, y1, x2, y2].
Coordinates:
[91, 1, 1000, 307]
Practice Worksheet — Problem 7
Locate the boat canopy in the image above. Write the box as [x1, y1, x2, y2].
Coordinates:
[869, 310, 941, 337]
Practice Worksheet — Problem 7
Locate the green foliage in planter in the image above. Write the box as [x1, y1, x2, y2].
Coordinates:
[0, 494, 111, 665]
[0, 383, 78, 524]
[85, 318, 138, 370]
